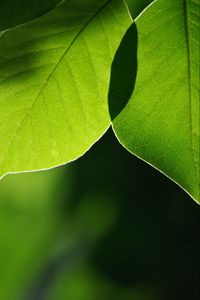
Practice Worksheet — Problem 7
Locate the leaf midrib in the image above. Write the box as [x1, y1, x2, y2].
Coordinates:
[183, 0, 198, 181]
[1, 0, 111, 165]
[29, 0, 110, 108]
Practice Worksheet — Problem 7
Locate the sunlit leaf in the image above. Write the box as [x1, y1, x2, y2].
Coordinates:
[110, 0, 200, 203]
[0, 0, 131, 178]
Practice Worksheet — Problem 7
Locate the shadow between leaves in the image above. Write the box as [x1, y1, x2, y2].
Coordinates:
[108, 23, 138, 120]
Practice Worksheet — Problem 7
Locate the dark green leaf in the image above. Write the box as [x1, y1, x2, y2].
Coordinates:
[0, 0, 62, 31]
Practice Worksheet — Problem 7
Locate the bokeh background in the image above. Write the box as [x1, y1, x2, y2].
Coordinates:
[0, 1, 199, 300]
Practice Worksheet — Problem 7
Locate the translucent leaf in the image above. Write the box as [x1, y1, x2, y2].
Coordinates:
[110, 0, 200, 203]
[0, 0, 131, 178]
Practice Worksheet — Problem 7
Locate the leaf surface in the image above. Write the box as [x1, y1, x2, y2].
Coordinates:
[0, 0, 62, 31]
[0, 0, 131, 178]
[126, 0, 153, 18]
[110, 0, 200, 202]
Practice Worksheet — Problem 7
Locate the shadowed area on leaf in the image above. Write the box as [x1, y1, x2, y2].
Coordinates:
[0, 0, 62, 31]
[108, 23, 138, 121]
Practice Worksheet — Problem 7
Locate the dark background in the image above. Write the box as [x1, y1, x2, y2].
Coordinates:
[0, 128, 199, 300]
[0, 1, 199, 300]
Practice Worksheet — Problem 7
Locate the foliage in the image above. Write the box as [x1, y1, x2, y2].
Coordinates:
[0, 0, 62, 31]
[0, 0, 199, 203]
[0, 0, 131, 179]
[110, 0, 200, 202]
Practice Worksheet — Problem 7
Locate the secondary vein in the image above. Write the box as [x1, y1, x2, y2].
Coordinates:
[1, 0, 111, 164]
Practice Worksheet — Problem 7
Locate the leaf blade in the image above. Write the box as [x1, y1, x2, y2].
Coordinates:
[111, 0, 200, 202]
[0, 0, 63, 31]
[0, 0, 131, 178]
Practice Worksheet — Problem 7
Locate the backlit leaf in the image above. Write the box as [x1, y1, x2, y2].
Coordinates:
[0, 0, 131, 178]
[110, 0, 200, 202]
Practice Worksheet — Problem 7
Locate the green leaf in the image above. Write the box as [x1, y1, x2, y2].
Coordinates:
[110, 0, 200, 203]
[0, 0, 131, 178]
[0, 0, 62, 31]
[125, 0, 153, 19]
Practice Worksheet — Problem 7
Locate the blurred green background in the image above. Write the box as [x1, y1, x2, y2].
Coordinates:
[0, 1, 199, 300]
[1, 128, 199, 300]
